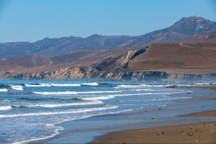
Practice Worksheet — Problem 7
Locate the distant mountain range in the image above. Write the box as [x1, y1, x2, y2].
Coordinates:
[1, 16, 216, 59]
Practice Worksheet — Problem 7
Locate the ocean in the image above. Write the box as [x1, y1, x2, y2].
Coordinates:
[0, 80, 215, 143]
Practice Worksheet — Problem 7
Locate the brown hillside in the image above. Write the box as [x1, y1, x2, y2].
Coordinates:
[0, 55, 50, 73]
[48, 50, 103, 65]
[182, 30, 216, 43]
[128, 43, 216, 70]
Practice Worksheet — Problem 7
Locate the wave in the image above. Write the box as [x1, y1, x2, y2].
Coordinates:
[33, 91, 78, 95]
[81, 95, 115, 100]
[118, 97, 191, 102]
[10, 85, 24, 91]
[115, 84, 165, 88]
[12, 108, 132, 144]
[0, 105, 118, 118]
[33, 90, 121, 95]
[77, 90, 121, 94]
[135, 89, 157, 91]
[24, 83, 51, 87]
[0, 106, 12, 110]
[0, 88, 8, 92]
[80, 92, 171, 101]
[50, 84, 81, 87]
[81, 82, 98, 86]
[10, 100, 103, 109]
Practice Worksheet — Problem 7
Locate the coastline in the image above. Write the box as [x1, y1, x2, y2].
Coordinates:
[90, 117, 216, 143]
[181, 84, 216, 89]
[31, 86, 216, 144]
[88, 86, 216, 144]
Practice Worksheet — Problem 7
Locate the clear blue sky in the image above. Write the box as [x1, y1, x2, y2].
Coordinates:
[0, 0, 215, 43]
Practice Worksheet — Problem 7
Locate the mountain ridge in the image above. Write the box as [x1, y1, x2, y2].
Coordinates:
[1, 16, 216, 59]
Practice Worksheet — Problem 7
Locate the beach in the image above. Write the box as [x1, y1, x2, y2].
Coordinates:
[1, 80, 216, 143]
[89, 85, 216, 144]
[30, 84, 216, 144]
[90, 111, 216, 143]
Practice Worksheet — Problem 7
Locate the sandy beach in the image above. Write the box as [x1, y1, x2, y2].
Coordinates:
[28, 84, 216, 144]
[90, 111, 216, 143]
[89, 86, 216, 144]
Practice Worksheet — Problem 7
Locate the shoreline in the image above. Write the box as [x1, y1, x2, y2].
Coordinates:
[90, 111, 216, 144]
[28, 85, 216, 144]
[89, 86, 216, 144]
[180, 84, 216, 89]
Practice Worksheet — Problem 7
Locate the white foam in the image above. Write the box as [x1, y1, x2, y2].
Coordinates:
[12, 108, 132, 144]
[82, 96, 115, 100]
[78, 90, 121, 94]
[0, 88, 8, 92]
[119, 97, 191, 102]
[135, 89, 156, 91]
[10, 85, 24, 91]
[24, 84, 52, 87]
[115, 84, 165, 88]
[0, 105, 118, 118]
[33, 90, 121, 95]
[82, 82, 98, 86]
[23, 101, 103, 108]
[0, 106, 12, 110]
[33, 91, 78, 95]
[50, 84, 81, 87]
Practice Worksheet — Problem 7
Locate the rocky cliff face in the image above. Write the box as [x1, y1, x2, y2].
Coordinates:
[1, 66, 216, 82]
[92, 46, 149, 71]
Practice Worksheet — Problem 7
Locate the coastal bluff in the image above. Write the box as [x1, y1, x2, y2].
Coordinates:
[1, 66, 216, 82]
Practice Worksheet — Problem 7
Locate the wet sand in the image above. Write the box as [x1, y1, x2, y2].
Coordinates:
[183, 84, 216, 89]
[90, 111, 216, 143]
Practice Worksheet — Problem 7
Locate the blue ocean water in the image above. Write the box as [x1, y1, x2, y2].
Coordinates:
[0, 80, 204, 143]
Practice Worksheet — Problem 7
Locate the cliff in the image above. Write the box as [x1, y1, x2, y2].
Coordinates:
[1, 66, 216, 82]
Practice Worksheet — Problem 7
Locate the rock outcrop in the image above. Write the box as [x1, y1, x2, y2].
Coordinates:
[1, 66, 216, 82]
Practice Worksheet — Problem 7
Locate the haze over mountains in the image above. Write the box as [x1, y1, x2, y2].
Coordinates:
[1, 16, 216, 59]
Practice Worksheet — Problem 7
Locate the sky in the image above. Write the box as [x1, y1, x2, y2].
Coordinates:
[0, 0, 216, 43]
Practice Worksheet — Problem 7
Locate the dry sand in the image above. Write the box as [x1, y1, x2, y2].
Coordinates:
[90, 111, 216, 143]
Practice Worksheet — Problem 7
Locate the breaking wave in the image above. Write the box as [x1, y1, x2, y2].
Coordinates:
[23, 83, 100, 87]
[50, 84, 81, 87]
[0, 88, 8, 92]
[10, 85, 24, 91]
[33, 90, 121, 95]
[10, 100, 103, 108]
[118, 97, 192, 102]
[81, 82, 98, 86]
[24, 84, 51, 87]
[0, 106, 12, 110]
[0, 105, 118, 118]
[115, 84, 165, 88]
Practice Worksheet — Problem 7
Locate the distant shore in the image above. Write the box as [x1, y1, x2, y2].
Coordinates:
[90, 110, 216, 144]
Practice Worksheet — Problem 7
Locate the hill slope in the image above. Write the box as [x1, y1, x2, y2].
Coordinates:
[1, 16, 216, 59]
[128, 43, 216, 70]
[182, 30, 216, 43]
[0, 55, 50, 73]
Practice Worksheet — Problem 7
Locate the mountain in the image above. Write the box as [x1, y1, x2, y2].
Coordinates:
[182, 30, 216, 43]
[0, 45, 143, 74]
[1, 16, 216, 59]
